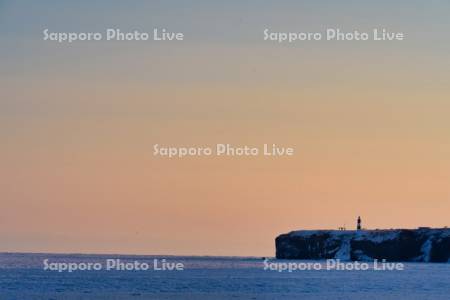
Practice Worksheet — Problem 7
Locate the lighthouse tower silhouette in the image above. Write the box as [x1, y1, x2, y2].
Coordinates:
[357, 216, 362, 230]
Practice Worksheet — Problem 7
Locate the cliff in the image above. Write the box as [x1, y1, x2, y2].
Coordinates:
[275, 228, 450, 262]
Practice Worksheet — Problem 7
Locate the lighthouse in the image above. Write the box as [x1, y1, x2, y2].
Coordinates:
[357, 216, 362, 230]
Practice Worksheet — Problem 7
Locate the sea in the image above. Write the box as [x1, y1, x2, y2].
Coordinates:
[0, 253, 448, 299]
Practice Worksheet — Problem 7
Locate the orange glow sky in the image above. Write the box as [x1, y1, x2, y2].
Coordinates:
[1, 1, 449, 256]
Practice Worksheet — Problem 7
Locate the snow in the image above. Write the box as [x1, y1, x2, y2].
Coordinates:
[291, 230, 354, 238]
[353, 230, 400, 243]
[334, 237, 351, 260]
[290, 229, 402, 243]
[419, 239, 432, 262]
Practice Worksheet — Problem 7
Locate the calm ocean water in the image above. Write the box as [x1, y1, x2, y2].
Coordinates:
[0, 253, 449, 299]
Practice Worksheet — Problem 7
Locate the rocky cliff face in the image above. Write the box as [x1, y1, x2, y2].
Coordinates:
[275, 228, 450, 262]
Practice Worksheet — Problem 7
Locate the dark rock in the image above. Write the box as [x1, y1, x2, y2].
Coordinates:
[275, 228, 450, 262]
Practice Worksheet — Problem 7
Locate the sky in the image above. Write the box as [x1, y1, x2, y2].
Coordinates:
[1, 0, 450, 256]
